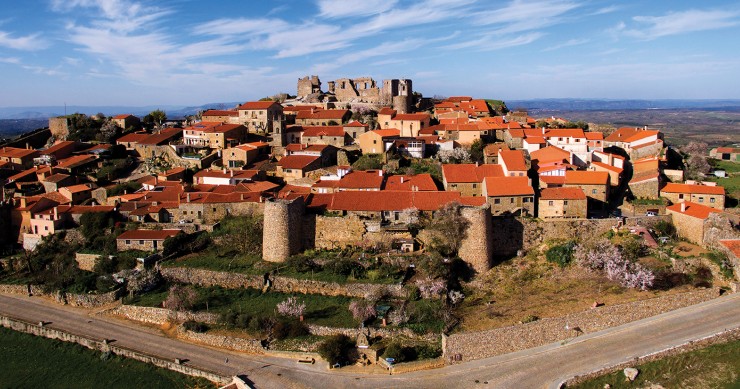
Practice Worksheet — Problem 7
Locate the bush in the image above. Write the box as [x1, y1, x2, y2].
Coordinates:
[318, 334, 355, 366]
[272, 319, 309, 340]
[652, 220, 677, 239]
[545, 241, 576, 268]
[383, 342, 414, 363]
[182, 321, 208, 333]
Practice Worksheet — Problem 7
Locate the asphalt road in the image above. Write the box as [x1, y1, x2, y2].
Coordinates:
[1, 292, 739, 389]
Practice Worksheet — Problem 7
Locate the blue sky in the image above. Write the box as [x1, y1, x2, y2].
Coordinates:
[1, 0, 740, 106]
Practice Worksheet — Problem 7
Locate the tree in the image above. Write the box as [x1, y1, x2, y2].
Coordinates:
[318, 334, 355, 365]
[545, 241, 576, 268]
[428, 202, 469, 256]
[469, 139, 485, 163]
[349, 299, 376, 324]
[681, 142, 711, 180]
[437, 148, 471, 164]
[148, 109, 167, 130]
[574, 238, 654, 291]
[277, 297, 306, 319]
[164, 285, 198, 311]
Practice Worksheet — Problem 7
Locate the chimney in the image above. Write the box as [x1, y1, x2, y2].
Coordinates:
[223, 168, 227, 174]
[475, 161, 479, 167]
[53, 207, 58, 220]
[541, 127, 545, 135]
[230, 170, 234, 177]
[400, 177, 404, 184]
[681, 202, 686, 212]
[240, 194, 244, 201]
[187, 193, 191, 202]
[643, 125, 647, 131]
[124, 189, 127, 195]
[378, 170, 383, 177]
[154, 176, 158, 185]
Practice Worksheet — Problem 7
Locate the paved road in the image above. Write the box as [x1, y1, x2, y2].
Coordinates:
[1, 292, 739, 388]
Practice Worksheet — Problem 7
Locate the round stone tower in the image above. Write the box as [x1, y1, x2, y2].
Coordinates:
[458, 204, 494, 274]
[262, 197, 305, 262]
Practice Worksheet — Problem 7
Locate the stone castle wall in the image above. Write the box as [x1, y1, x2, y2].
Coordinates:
[442, 288, 719, 364]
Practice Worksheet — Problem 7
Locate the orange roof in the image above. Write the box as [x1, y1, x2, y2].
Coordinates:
[238, 101, 281, 110]
[378, 107, 396, 115]
[393, 113, 429, 121]
[235, 141, 270, 150]
[718, 240, 740, 258]
[666, 201, 721, 220]
[584, 132, 604, 140]
[384, 174, 438, 191]
[344, 121, 368, 128]
[61, 184, 92, 193]
[283, 105, 317, 112]
[278, 155, 320, 170]
[531, 146, 570, 164]
[117, 133, 150, 143]
[605, 127, 658, 143]
[624, 130, 660, 143]
[590, 161, 623, 174]
[565, 171, 609, 185]
[368, 129, 401, 138]
[301, 126, 346, 137]
[138, 127, 182, 145]
[524, 136, 546, 145]
[483, 143, 509, 156]
[661, 183, 725, 196]
[540, 187, 586, 200]
[442, 163, 503, 183]
[539, 175, 566, 186]
[545, 128, 586, 139]
[498, 150, 528, 171]
[324, 190, 464, 212]
[296, 109, 349, 120]
[445, 96, 472, 103]
[0, 147, 38, 159]
[484, 176, 533, 196]
[716, 147, 740, 154]
[56, 155, 97, 169]
[337, 170, 385, 190]
[117, 229, 182, 241]
[202, 109, 238, 117]
[113, 114, 133, 119]
[193, 169, 259, 180]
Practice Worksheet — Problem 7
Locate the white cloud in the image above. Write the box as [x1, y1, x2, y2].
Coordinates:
[543, 38, 589, 51]
[0, 57, 21, 64]
[317, 0, 398, 18]
[591, 5, 620, 16]
[621, 9, 740, 39]
[444, 32, 543, 51]
[0, 31, 48, 50]
[473, 0, 581, 33]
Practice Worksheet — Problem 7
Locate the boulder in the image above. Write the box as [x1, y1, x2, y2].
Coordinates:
[624, 367, 639, 381]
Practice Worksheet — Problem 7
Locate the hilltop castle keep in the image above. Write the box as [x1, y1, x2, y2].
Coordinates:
[297, 75, 414, 113]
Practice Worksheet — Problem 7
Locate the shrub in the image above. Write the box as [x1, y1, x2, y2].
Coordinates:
[652, 220, 677, 239]
[349, 300, 376, 323]
[164, 285, 198, 311]
[318, 334, 355, 365]
[182, 320, 208, 333]
[383, 342, 414, 363]
[521, 315, 539, 323]
[545, 241, 576, 268]
[276, 297, 306, 318]
[272, 319, 309, 340]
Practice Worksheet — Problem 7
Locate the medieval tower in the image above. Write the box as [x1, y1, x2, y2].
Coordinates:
[458, 204, 494, 274]
[262, 197, 305, 262]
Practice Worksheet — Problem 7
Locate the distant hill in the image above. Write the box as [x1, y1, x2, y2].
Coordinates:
[0, 119, 49, 140]
[0, 102, 243, 120]
[505, 99, 740, 112]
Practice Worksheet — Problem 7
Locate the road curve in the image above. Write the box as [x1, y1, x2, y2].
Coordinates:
[1, 292, 739, 388]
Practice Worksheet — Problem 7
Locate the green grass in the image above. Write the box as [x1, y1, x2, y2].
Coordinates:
[569, 338, 740, 389]
[0, 326, 212, 389]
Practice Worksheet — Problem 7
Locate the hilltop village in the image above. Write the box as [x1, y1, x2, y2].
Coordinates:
[1, 75, 738, 369]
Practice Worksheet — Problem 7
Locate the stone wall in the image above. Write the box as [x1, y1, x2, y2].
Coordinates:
[458, 205, 494, 274]
[621, 201, 667, 217]
[629, 177, 660, 199]
[0, 315, 229, 384]
[111, 304, 219, 325]
[442, 288, 719, 363]
[668, 209, 706, 244]
[75, 253, 102, 271]
[313, 215, 367, 249]
[0, 283, 120, 308]
[306, 324, 437, 342]
[389, 357, 446, 375]
[159, 267, 407, 299]
[176, 326, 264, 354]
[262, 198, 304, 262]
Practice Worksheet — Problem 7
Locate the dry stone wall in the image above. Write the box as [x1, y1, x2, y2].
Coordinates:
[177, 326, 264, 354]
[111, 304, 219, 325]
[443, 288, 719, 363]
[75, 253, 101, 271]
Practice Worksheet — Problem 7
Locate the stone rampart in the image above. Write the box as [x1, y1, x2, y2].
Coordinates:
[0, 315, 229, 384]
[111, 304, 219, 325]
[160, 267, 406, 299]
[443, 288, 720, 363]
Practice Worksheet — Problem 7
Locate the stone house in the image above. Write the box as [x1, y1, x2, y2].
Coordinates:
[343, 121, 370, 143]
[133, 128, 183, 159]
[284, 144, 337, 167]
[41, 173, 74, 193]
[604, 127, 664, 159]
[588, 162, 623, 187]
[377, 110, 430, 138]
[116, 132, 150, 150]
[175, 192, 265, 224]
[0, 147, 39, 169]
[483, 143, 509, 164]
[563, 170, 610, 210]
[276, 155, 323, 181]
[54, 155, 98, 175]
[585, 131, 604, 151]
[295, 109, 351, 126]
[223, 142, 270, 168]
[116, 229, 182, 252]
[709, 147, 740, 162]
[442, 163, 504, 197]
[283, 105, 317, 124]
[498, 149, 528, 177]
[544, 128, 589, 166]
[666, 202, 722, 245]
[183, 123, 247, 150]
[201, 109, 239, 124]
[629, 173, 661, 200]
[538, 187, 587, 219]
[300, 126, 349, 147]
[237, 101, 284, 134]
[112, 114, 141, 130]
[482, 176, 535, 216]
[59, 184, 93, 204]
[661, 182, 725, 210]
[358, 129, 400, 155]
[40, 141, 81, 162]
[193, 168, 263, 186]
[442, 123, 494, 145]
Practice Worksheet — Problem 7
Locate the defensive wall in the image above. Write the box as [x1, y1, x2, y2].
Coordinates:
[442, 287, 720, 364]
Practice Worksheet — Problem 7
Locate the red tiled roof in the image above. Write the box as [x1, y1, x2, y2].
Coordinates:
[666, 201, 721, 219]
[202, 109, 238, 117]
[624, 130, 660, 143]
[337, 170, 385, 190]
[378, 107, 396, 116]
[565, 171, 609, 185]
[393, 113, 429, 121]
[459, 197, 487, 206]
[590, 161, 623, 174]
[716, 147, 740, 154]
[445, 96, 473, 103]
[326, 190, 464, 212]
[540, 187, 586, 200]
[0, 147, 38, 159]
[545, 128, 586, 139]
[117, 133, 150, 143]
[384, 174, 437, 191]
[278, 155, 320, 170]
[661, 183, 725, 195]
[117, 229, 182, 241]
[531, 146, 570, 164]
[235, 141, 270, 151]
[442, 163, 504, 183]
[238, 101, 281, 110]
[301, 126, 346, 137]
[605, 127, 657, 143]
[194, 169, 259, 180]
[296, 109, 349, 120]
[539, 175, 566, 186]
[499, 149, 528, 171]
[584, 132, 604, 140]
[56, 155, 97, 169]
[718, 240, 740, 258]
[344, 121, 368, 127]
[484, 176, 533, 196]
[138, 127, 182, 145]
[283, 105, 317, 113]
[113, 114, 133, 119]
[368, 129, 400, 138]
[61, 184, 92, 193]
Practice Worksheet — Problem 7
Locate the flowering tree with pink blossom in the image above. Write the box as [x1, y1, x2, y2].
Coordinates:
[349, 300, 376, 324]
[575, 239, 655, 291]
[277, 297, 306, 319]
[416, 276, 447, 299]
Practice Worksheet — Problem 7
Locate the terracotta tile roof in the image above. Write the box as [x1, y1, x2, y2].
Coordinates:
[524, 136, 546, 145]
[666, 201, 721, 219]
[716, 147, 740, 154]
[162, 166, 186, 176]
[202, 123, 245, 134]
[8, 166, 45, 182]
[378, 107, 396, 115]
[584, 132, 604, 140]
[113, 114, 133, 119]
[605, 127, 658, 143]
[202, 109, 238, 117]
[718, 240, 740, 258]
[442, 163, 503, 183]
[631, 139, 663, 150]
[283, 105, 317, 112]
[565, 171, 609, 185]
[42, 191, 73, 204]
[445, 96, 472, 103]
[459, 196, 487, 206]
[435, 102, 457, 109]
[238, 101, 281, 110]
[278, 155, 320, 170]
[344, 121, 368, 128]
[117, 229, 182, 241]
[539, 175, 566, 186]
[499, 149, 528, 171]
[484, 176, 533, 196]
[483, 143, 509, 157]
[384, 174, 437, 191]
[540, 187, 586, 200]
[42, 173, 71, 183]
[632, 157, 660, 173]
[42, 141, 78, 155]
[0, 147, 38, 159]
[661, 183, 725, 195]
[61, 183, 92, 193]
[530, 146, 570, 164]
[235, 141, 270, 150]
[117, 133, 150, 143]
[590, 161, 623, 174]
[326, 190, 464, 212]
[630, 172, 660, 183]
[56, 155, 97, 169]
[138, 128, 182, 145]
[624, 130, 660, 143]
[194, 169, 259, 180]
[393, 113, 430, 121]
[337, 170, 385, 190]
[368, 129, 401, 138]
[296, 109, 349, 120]
[545, 128, 586, 139]
[301, 126, 346, 137]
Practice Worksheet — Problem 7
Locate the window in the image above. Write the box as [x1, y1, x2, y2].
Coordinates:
[698, 197, 704, 203]
[564, 200, 568, 205]
[710, 198, 716, 203]
[139, 240, 144, 244]
[373, 140, 377, 144]
[494, 199, 500, 204]
[510, 198, 515, 203]
[126, 240, 130, 244]
[473, 183, 477, 188]
[548, 201, 554, 206]
[679, 194, 684, 199]
[592, 189, 597, 194]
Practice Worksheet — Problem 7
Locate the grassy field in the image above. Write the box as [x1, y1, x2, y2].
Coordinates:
[707, 159, 740, 207]
[569, 337, 740, 388]
[0, 327, 212, 388]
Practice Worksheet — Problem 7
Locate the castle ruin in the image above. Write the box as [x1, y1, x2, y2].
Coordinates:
[296, 75, 414, 113]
